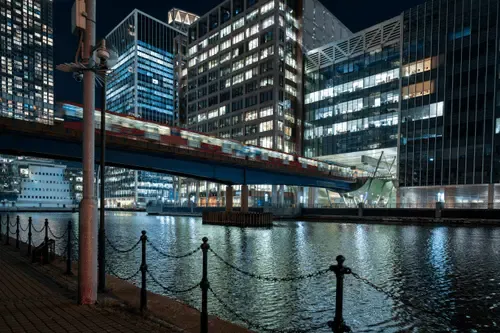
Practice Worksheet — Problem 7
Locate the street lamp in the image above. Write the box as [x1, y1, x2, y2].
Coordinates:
[57, 25, 116, 302]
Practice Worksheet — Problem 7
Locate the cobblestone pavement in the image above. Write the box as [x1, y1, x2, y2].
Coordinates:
[0, 244, 178, 333]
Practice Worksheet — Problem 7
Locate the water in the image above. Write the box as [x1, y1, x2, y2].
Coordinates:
[5, 211, 500, 332]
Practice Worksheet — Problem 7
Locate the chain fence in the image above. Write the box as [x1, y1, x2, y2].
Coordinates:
[208, 286, 328, 333]
[48, 226, 68, 240]
[107, 262, 142, 281]
[146, 269, 200, 294]
[105, 236, 141, 254]
[146, 239, 201, 259]
[351, 271, 453, 324]
[31, 224, 45, 233]
[210, 248, 330, 282]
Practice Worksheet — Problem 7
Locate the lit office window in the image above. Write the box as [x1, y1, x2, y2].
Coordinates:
[221, 39, 231, 51]
[220, 25, 232, 38]
[233, 32, 245, 44]
[233, 17, 245, 30]
[260, 45, 274, 59]
[260, 106, 273, 118]
[245, 110, 258, 121]
[233, 59, 245, 71]
[245, 53, 259, 66]
[262, 16, 274, 30]
[199, 52, 208, 62]
[260, 1, 275, 14]
[220, 52, 231, 64]
[246, 9, 259, 22]
[208, 46, 219, 57]
[246, 24, 260, 38]
[260, 136, 273, 148]
[232, 73, 244, 85]
[248, 38, 259, 51]
[402, 80, 435, 99]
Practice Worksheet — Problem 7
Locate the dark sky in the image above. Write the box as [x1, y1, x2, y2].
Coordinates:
[53, 0, 424, 106]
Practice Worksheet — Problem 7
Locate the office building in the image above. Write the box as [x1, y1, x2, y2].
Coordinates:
[304, 18, 401, 206]
[398, 0, 500, 207]
[304, 0, 500, 208]
[182, 0, 350, 153]
[106, 9, 185, 124]
[0, 0, 54, 124]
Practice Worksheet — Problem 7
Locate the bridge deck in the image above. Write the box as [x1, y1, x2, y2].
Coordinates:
[0, 244, 175, 333]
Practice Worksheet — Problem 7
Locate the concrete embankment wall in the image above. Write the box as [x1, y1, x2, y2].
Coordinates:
[301, 208, 500, 219]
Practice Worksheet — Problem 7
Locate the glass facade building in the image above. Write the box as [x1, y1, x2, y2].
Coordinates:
[398, 0, 500, 207]
[183, 0, 350, 153]
[304, 18, 401, 176]
[106, 10, 184, 124]
[0, 0, 54, 124]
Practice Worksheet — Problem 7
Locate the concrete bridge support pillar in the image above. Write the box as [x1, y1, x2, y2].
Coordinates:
[279, 185, 285, 207]
[272, 185, 278, 206]
[225, 186, 233, 212]
[195, 181, 200, 207]
[488, 184, 494, 209]
[205, 181, 209, 207]
[241, 185, 249, 213]
[308, 187, 316, 208]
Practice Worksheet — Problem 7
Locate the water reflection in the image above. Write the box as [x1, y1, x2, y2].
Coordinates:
[6, 212, 500, 332]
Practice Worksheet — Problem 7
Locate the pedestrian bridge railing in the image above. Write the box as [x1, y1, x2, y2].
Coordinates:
[0, 214, 452, 333]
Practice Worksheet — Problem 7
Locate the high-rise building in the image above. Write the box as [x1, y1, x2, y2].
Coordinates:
[304, 18, 401, 206]
[398, 0, 500, 207]
[0, 0, 54, 124]
[182, 0, 350, 153]
[304, 0, 500, 208]
[106, 9, 185, 124]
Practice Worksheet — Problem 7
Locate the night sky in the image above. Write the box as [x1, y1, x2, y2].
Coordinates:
[53, 0, 424, 107]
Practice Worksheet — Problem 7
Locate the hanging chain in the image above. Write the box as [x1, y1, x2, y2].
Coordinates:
[48, 226, 68, 240]
[146, 269, 200, 294]
[105, 236, 141, 254]
[351, 271, 453, 323]
[107, 263, 141, 281]
[208, 286, 327, 333]
[210, 248, 330, 282]
[31, 224, 45, 233]
[146, 239, 201, 259]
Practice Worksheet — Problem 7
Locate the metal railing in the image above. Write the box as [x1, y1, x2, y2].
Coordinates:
[0, 213, 455, 333]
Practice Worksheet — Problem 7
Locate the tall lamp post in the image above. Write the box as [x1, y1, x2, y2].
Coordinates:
[57, 7, 114, 301]
[97, 39, 109, 292]
[80, 0, 97, 304]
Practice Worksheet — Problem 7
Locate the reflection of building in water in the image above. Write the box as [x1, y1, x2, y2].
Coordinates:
[11, 158, 74, 209]
[104, 167, 173, 208]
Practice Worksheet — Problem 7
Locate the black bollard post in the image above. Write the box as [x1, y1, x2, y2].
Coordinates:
[140, 230, 148, 313]
[200, 237, 210, 333]
[27, 217, 32, 256]
[66, 220, 73, 275]
[16, 216, 20, 249]
[5, 215, 10, 245]
[328, 255, 352, 333]
[43, 219, 49, 264]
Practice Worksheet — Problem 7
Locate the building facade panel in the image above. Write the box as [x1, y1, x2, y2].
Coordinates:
[399, 0, 500, 190]
[106, 10, 184, 124]
[0, 0, 54, 124]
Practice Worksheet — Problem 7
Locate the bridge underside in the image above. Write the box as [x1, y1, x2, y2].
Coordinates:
[0, 132, 355, 191]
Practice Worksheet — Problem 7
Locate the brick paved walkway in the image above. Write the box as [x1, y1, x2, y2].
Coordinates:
[0, 244, 178, 333]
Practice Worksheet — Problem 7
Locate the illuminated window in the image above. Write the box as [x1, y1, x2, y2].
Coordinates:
[403, 57, 436, 76]
[260, 106, 273, 118]
[233, 17, 245, 30]
[262, 16, 274, 30]
[232, 59, 244, 71]
[248, 38, 259, 51]
[233, 32, 245, 44]
[220, 25, 232, 38]
[260, 136, 273, 148]
[220, 39, 231, 51]
[402, 80, 435, 99]
[260, 1, 275, 14]
[245, 24, 259, 38]
[245, 53, 259, 66]
[245, 110, 258, 121]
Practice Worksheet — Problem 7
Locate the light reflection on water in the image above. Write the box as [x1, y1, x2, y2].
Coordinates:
[7, 212, 500, 333]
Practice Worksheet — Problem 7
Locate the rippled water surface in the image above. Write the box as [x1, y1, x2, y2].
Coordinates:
[7, 212, 500, 332]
